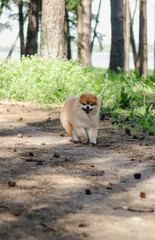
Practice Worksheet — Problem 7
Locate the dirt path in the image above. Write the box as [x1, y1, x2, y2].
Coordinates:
[0, 99, 155, 240]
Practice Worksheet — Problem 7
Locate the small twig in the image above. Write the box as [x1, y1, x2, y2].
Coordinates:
[20, 156, 44, 163]
[97, 87, 105, 99]
[128, 208, 154, 213]
[149, 104, 153, 112]
[131, 0, 138, 24]
[41, 222, 57, 232]
[114, 206, 154, 213]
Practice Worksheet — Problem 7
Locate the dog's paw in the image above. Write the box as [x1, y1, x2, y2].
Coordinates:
[91, 141, 96, 145]
[73, 136, 79, 143]
[81, 138, 88, 144]
[90, 139, 97, 145]
[72, 140, 79, 144]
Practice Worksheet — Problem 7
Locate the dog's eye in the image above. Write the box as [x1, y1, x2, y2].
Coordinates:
[82, 103, 86, 106]
[90, 103, 94, 106]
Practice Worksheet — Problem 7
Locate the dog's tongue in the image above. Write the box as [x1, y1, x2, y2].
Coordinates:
[86, 109, 91, 113]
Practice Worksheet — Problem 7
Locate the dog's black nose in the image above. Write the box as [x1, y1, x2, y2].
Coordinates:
[86, 106, 90, 109]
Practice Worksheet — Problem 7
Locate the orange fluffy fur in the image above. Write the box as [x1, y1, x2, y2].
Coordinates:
[60, 94, 100, 144]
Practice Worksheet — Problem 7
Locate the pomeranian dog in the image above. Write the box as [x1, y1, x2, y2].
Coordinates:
[60, 93, 100, 144]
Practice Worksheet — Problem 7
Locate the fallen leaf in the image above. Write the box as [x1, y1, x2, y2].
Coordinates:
[140, 192, 146, 198]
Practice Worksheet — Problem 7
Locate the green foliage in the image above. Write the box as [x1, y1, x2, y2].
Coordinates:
[66, 0, 82, 11]
[0, 0, 10, 15]
[0, 56, 154, 133]
[0, 57, 104, 104]
[118, 86, 131, 109]
[132, 104, 155, 133]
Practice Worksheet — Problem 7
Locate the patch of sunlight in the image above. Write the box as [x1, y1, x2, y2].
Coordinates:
[24, 134, 69, 146]
[30, 204, 49, 211]
[24, 173, 89, 190]
[56, 212, 155, 239]
[2, 189, 33, 204]
[0, 213, 17, 225]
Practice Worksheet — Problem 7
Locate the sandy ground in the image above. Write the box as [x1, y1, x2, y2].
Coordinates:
[0, 99, 155, 240]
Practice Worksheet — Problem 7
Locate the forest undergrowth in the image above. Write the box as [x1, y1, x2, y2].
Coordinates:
[0, 56, 154, 133]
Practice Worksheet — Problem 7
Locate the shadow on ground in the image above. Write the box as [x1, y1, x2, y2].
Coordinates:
[0, 101, 155, 240]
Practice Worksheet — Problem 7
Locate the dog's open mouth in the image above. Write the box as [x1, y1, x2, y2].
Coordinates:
[83, 108, 92, 114]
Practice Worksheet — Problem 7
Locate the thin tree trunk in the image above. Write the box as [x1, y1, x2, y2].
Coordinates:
[66, 8, 71, 60]
[109, 0, 124, 72]
[123, 0, 130, 71]
[130, 10, 139, 69]
[18, 0, 25, 57]
[40, 0, 67, 59]
[139, 0, 147, 76]
[77, 0, 92, 67]
[130, 0, 140, 70]
[82, 0, 91, 66]
[91, 0, 102, 52]
[77, 5, 83, 61]
[25, 0, 39, 56]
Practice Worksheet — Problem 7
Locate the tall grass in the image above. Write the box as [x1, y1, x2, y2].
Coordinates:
[0, 56, 154, 132]
[0, 57, 104, 104]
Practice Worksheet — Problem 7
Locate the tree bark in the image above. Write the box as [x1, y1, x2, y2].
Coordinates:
[66, 8, 71, 60]
[109, 0, 124, 72]
[130, 10, 139, 69]
[18, 0, 25, 57]
[123, 0, 130, 71]
[77, 5, 83, 62]
[139, 0, 147, 76]
[77, 0, 92, 66]
[25, 0, 39, 56]
[40, 0, 67, 59]
[130, 1, 140, 70]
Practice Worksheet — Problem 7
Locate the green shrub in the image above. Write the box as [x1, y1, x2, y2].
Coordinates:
[0, 56, 154, 132]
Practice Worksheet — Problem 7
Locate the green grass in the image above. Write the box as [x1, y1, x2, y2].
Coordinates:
[0, 56, 154, 133]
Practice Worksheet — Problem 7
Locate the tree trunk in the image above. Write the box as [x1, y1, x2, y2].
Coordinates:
[109, 0, 124, 72]
[25, 0, 39, 56]
[18, 0, 25, 57]
[139, 0, 147, 76]
[91, 0, 102, 52]
[77, 5, 83, 62]
[40, 0, 67, 59]
[66, 9, 71, 60]
[77, 0, 92, 66]
[130, 10, 139, 69]
[123, 0, 130, 71]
